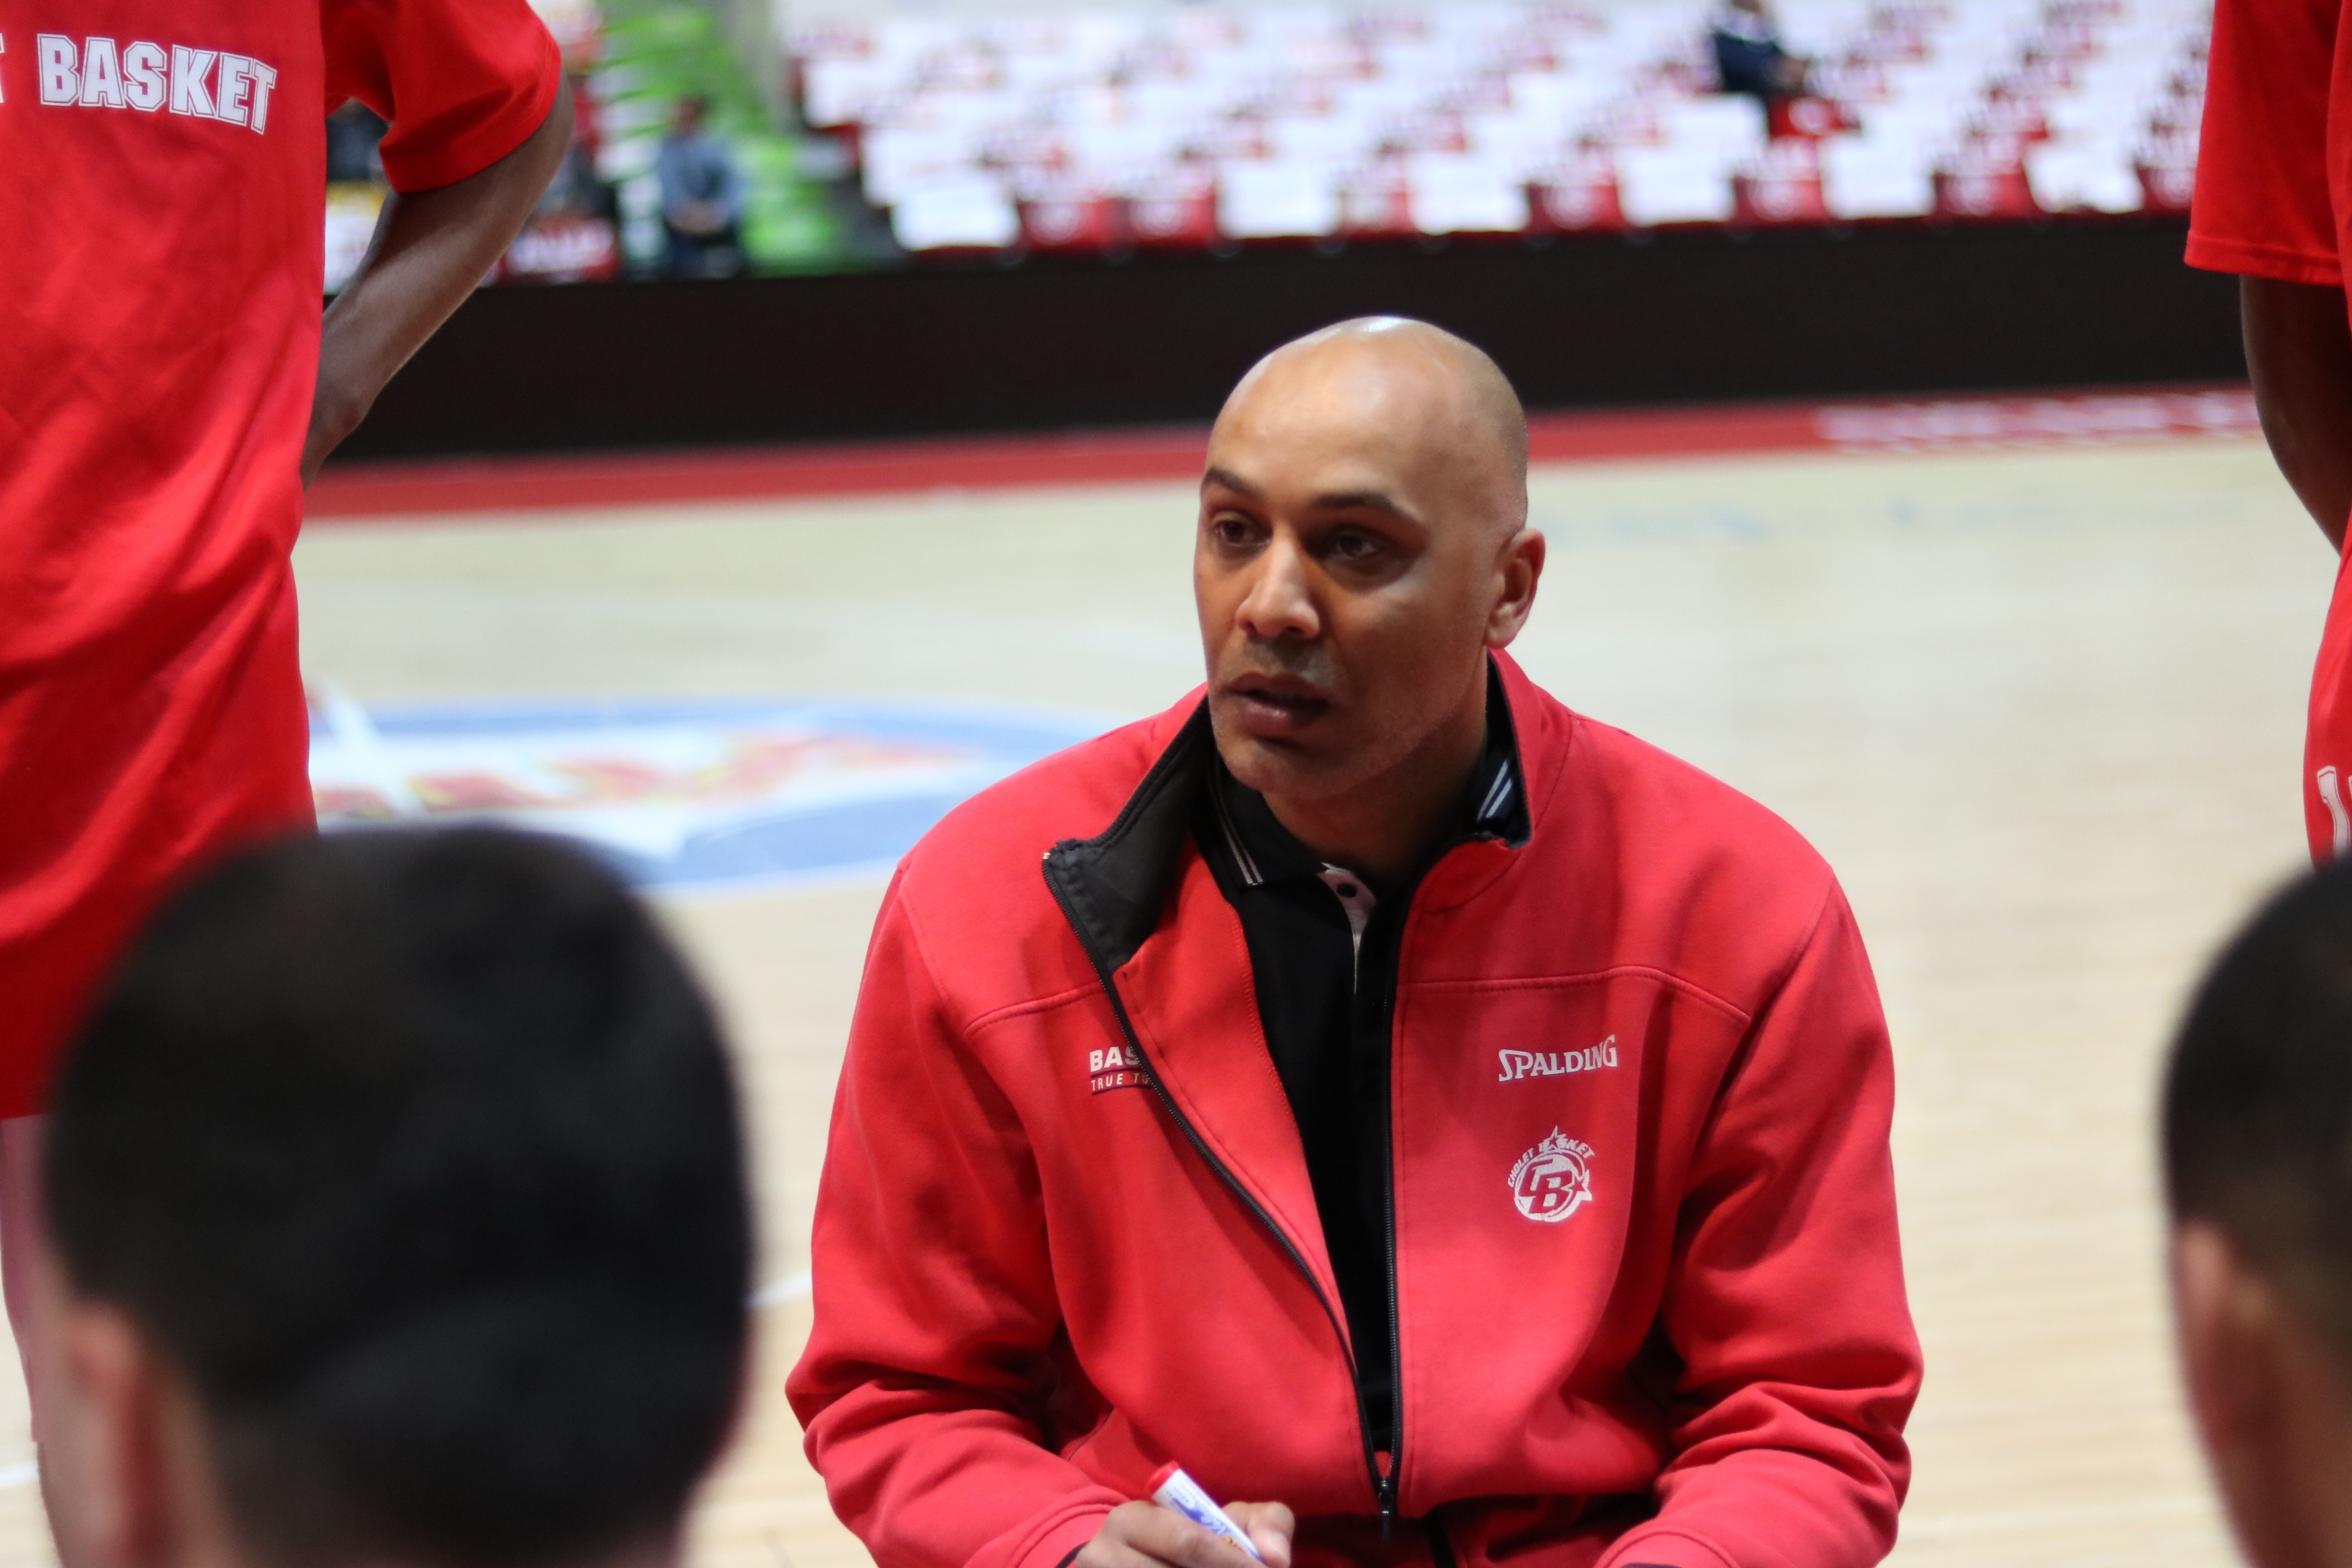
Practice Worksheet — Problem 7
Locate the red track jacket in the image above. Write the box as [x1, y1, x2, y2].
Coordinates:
[789, 654, 1920, 1568]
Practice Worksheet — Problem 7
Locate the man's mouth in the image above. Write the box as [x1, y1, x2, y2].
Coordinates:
[1223, 673, 1334, 736]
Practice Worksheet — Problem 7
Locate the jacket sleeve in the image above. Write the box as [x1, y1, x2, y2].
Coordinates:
[786, 872, 1125, 1568]
[1600, 884, 1921, 1568]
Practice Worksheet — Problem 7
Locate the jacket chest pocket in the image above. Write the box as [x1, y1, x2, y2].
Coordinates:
[1389, 978, 1742, 1249]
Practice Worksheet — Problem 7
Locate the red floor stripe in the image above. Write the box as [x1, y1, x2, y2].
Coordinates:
[304, 426, 1213, 518]
[304, 384, 2259, 522]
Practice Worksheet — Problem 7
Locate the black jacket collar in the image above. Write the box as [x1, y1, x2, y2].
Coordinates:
[1204, 660, 1531, 891]
[1044, 659, 1531, 972]
[1044, 702, 1217, 974]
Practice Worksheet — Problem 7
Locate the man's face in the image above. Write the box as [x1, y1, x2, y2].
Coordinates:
[1195, 336, 1528, 805]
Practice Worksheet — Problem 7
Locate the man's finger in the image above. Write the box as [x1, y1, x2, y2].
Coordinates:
[1072, 1533, 1175, 1568]
[1223, 1502, 1294, 1568]
[1114, 1501, 1264, 1568]
[1076, 1542, 1168, 1568]
[1074, 1506, 1189, 1568]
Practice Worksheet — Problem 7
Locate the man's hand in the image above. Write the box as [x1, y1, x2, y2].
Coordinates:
[668, 198, 729, 236]
[1074, 1500, 1295, 1568]
[302, 75, 575, 487]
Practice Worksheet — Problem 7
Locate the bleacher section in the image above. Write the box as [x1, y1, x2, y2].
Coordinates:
[791, 0, 2209, 254]
[329, 0, 854, 291]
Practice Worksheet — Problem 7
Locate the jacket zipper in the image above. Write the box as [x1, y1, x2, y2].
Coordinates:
[1372, 900, 1412, 1543]
[1046, 858, 1396, 1527]
[1379, 1166, 1401, 1540]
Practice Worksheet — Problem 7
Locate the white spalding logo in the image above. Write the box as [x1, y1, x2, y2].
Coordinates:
[1497, 1035, 1619, 1083]
[1509, 1129, 1594, 1223]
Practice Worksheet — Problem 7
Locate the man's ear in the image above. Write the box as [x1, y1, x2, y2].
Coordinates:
[2174, 1220, 2282, 1454]
[2171, 1219, 2324, 1568]
[45, 1301, 178, 1568]
[1484, 526, 1546, 649]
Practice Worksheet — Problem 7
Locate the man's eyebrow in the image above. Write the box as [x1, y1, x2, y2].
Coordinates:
[1199, 469, 1423, 526]
[1310, 488, 1419, 523]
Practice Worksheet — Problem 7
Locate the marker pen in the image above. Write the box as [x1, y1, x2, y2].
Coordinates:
[1148, 1464, 1264, 1562]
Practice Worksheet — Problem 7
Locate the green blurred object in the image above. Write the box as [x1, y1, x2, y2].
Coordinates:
[737, 136, 846, 273]
[594, 0, 852, 274]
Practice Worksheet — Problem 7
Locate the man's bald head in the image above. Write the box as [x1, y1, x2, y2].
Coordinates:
[1218, 317, 1529, 535]
[1193, 318, 1546, 853]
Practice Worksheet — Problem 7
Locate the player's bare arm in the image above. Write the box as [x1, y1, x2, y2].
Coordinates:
[302, 75, 574, 485]
[2241, 276, 2352, 551]
[1072, 1501, 1294, 1568]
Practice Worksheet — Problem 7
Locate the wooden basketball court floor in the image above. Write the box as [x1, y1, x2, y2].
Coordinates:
[0, 422, 2324, 1567]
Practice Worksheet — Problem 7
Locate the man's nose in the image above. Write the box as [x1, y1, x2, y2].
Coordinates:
[1234, 535, 1319, 642]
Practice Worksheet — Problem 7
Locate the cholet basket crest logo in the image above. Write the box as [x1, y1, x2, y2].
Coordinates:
[1509, 1128, 1595, 1223]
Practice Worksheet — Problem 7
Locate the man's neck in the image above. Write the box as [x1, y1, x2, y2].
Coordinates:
[1260, 698, 1488, 886]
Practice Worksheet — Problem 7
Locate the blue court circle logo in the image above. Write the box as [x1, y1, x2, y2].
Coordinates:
[309, 694, 1106, 891]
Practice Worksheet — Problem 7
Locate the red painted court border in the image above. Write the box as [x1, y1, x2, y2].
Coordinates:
[304, 383, 2260, 522]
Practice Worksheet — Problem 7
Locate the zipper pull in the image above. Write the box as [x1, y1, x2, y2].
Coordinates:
[1376, 1458, 1396, 1545]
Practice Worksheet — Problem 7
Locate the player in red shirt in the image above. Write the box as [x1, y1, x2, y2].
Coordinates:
[0, 0, 569, 1419]
[2188, 0, 2352, 863]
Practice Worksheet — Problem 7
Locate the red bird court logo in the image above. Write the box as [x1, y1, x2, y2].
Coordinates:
[1510, 1129, 1595, 1223]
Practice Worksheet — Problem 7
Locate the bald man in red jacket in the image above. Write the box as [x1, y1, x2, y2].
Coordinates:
[789, 320, 1920, 1568]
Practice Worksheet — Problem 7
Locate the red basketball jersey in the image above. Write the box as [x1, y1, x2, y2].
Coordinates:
[0, 0, 559, 1114]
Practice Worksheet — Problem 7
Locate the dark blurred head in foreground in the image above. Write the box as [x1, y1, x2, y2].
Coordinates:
[40, 828, 751, 1568]
[2165, 861, 2352, 1568]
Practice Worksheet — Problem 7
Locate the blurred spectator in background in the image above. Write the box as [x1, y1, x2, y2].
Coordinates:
[658, 96, 744, 278]
[324, 104, 388, 186]
[1712, 0, 1810, 102]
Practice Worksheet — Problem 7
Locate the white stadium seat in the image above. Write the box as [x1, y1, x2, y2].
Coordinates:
[1406, 153, 1530, 234]
[1822, 133, 1935, 219]
[2026, 141, 2146, 214]
[1219, 160, 1343, 239]
[790, 0, 2214, 250]
[861, 126, 973, 207]
[889, 176, 1020, 251]
[1616, 143, 1736, 227]
[1660, 97, 1769, 160]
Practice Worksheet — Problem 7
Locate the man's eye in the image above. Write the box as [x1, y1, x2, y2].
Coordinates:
[1212, 516, 1256, 546]
[1329, 530, 1381, 560]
